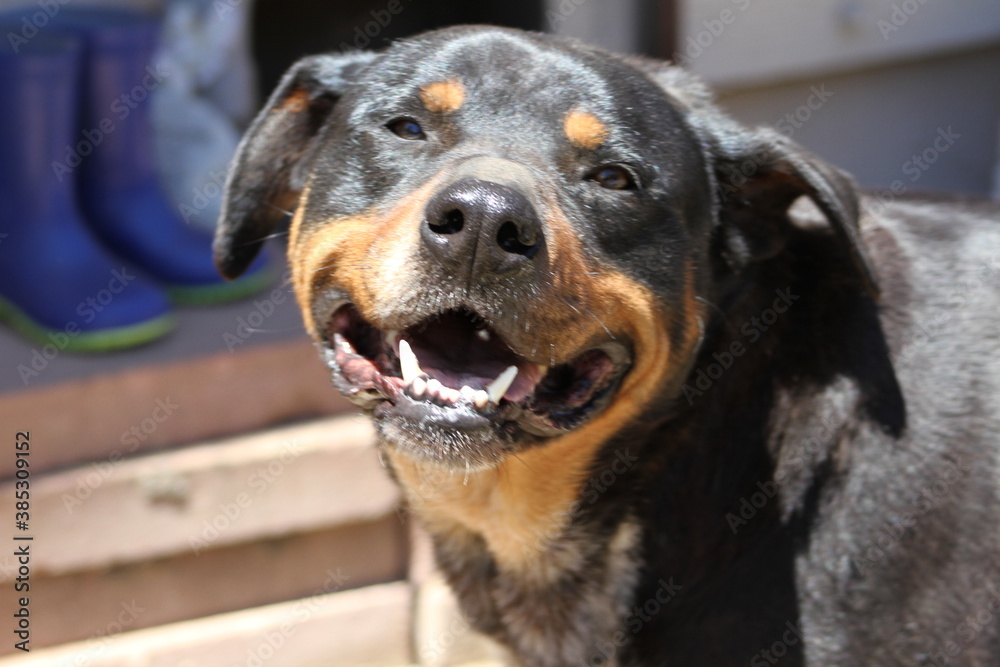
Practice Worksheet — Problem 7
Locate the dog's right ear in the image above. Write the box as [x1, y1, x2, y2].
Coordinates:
[214, 52, 377, 279]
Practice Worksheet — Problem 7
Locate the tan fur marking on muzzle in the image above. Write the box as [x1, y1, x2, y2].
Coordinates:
[388, 204, 687, 576]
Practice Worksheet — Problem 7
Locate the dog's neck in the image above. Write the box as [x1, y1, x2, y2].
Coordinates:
[387, 227, 899, 665]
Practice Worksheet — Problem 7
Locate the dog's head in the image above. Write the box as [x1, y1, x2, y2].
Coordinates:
[215, 26, 877, 471]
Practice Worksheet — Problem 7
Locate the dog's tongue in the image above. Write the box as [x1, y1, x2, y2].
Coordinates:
[403, 311, 542, 402]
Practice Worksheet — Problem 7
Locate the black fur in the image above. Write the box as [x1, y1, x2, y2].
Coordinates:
[216, 26, 1000, 666]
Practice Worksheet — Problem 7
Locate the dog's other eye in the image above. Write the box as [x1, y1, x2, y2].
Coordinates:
[588, 164, 637, 190]
[386, 117, 427, 141]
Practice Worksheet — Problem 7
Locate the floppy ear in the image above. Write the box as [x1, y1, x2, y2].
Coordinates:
[214, 52, 377, 279]
[629, 57, 879, 299]
[711, 128, 880, 299]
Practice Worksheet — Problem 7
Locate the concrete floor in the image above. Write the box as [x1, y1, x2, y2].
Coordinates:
[0, 251, 307, 395]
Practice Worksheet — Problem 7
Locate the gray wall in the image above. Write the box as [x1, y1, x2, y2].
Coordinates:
[717, 44, 1000, 197]
[548, 0, 1000, 198]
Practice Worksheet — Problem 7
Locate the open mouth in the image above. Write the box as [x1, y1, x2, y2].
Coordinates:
[324, 304, 630, 438]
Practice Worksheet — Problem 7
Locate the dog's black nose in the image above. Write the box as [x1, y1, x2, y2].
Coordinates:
[423, 178, 543, 278]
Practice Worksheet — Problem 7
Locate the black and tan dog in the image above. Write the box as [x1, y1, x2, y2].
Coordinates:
[214, 26, 1000, 666]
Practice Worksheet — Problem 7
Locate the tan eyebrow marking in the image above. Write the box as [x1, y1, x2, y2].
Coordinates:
[419, 80, 466, 113]
[564, 110, 608, 149]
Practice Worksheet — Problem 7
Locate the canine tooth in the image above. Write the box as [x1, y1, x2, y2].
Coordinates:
[486, 365, 518, 404]
[410, 376, 427, 399]
[476, 329, 490, 342]
[473, 390, 490, 409]
[399, 339, 421, 384]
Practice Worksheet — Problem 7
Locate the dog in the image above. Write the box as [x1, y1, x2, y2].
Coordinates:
[214, 25, 1000, 666]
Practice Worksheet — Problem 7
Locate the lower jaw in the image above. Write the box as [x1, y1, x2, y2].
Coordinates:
[373, 399, 521, 471]
[367, 388, 624, 472]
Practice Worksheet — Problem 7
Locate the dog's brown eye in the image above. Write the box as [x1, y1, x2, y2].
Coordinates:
[386, 117, 426, 140]
[588, 164, 637, 190]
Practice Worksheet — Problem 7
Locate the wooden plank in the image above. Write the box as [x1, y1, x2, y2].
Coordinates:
[0, 339, 351, 477]
[413, 574, 514, 667]
[2, 518, 407, 652]
[0, 415, 399, 577]
[0, 582, 414, 667]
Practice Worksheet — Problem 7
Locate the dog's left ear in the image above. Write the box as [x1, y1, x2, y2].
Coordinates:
[630, 58, 879, 299]
[214, 51, 377, 279]
[710, 128, 880, 299]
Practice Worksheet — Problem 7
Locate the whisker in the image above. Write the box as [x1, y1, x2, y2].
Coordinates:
[266, 203, 295, 217]
[558, 295, 615, 340]
[694, 295, 725, 319]
[694, 315, 706, 354]
[509, 451, 536, 472]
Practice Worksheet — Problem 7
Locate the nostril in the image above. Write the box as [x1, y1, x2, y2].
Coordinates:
[496, 220, 540, 258]
[429, 208, 465, 235]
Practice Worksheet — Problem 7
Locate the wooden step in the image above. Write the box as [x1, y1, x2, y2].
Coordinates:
[0, 582, 413, 667]
[0, 415, 397, 575]
[0, 415, 405, 652]
[0, 339, 351, 477]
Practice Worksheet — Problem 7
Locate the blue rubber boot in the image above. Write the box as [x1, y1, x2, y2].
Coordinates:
[53, 8, 272, 304]
[0, 28, 174, 352]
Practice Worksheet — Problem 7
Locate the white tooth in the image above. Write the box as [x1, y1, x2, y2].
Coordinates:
[426, 378, 443, 398]
[473, 390, 490, 410]
[476, 329, 490, 342]
[385, 329, 399, 346]
[486, 365, 518, 404]
[399, 339, 421, 384]
[443, 387, 461, 404]
[460, 385, 476, 402]
[410, 376, 427, 399]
